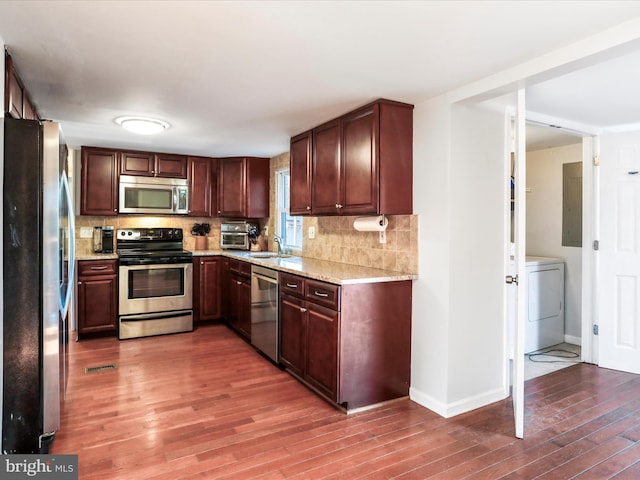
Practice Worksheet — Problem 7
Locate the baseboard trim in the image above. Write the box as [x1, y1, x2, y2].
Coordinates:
[410, 385, 508, 418]
[564, 334, 581, 346]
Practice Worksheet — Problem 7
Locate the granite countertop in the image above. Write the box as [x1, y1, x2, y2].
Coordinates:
[193, 249, 417, 285]
[75, 250, 417, 285]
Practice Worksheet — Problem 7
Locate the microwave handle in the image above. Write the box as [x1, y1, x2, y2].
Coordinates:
[173, 188, 178, 211]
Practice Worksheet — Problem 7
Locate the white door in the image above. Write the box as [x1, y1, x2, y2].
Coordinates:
[507, 89, 527, 439]
[598, 131, 640, 374]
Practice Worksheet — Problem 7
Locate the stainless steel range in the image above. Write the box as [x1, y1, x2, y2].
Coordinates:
[117, 227, 193, 340]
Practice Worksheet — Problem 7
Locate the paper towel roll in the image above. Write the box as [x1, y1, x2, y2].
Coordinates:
[353, 215, 388, 232]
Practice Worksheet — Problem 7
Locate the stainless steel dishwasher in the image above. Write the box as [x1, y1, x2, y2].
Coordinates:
[250, 265, 279, 362]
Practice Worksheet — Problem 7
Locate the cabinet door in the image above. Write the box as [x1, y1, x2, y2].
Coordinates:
[155, 153, 188, 178]
[120, 151, 155, 176]
[5, 56, 23, 119]
[341, 105, 378, 215]
[217, 158, 246, 217]
[279, 293, 305, 375]
[77, 275, 118, 335]
[188, 156, 213, 217]
[238, 277, 252, 339]
[81, 147, 119, 215]
[227, 272, 251, 339]
[290, 131, 312, 215]
[305, 302, 339, 401]
[22, 94, 38, 120]
[196, 257, 222, 321]
[311, 119, 341, 215]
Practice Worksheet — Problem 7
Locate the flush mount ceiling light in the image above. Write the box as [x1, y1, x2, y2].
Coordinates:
[115, 116, 170, 135]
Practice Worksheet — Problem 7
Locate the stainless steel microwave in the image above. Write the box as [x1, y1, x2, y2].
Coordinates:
[119, 175, 189, 215]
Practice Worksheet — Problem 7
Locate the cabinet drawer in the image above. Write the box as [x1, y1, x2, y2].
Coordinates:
[229, 258, 250, 276]
[280, 273, 305, 298]
[78, 259, 117, 276]
[305, 280, 340, 311]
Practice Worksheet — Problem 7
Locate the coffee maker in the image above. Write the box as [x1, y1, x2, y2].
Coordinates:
[93, 226, 114, 253]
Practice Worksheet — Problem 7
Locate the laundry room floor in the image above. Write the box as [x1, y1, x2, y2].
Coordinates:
[525, 342, 582, 380]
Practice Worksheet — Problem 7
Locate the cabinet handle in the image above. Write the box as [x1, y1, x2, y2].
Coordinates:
[300, 307, 307, 313]
[335, 204, 343, 209]
[201, 261, 204, 265]
[90, 266, 108, 270]
[286, 283, 298, 288]
[236, 280, 242, 285]
[77, 281, 82, 285]
[306, 206, 311, 210]
[313, 290, 329, 298]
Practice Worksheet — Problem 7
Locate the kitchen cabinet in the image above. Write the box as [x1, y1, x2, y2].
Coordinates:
[193, 256, 223, 322]
[226, 259, 251, 339]
[294, 98, 413, 216]
[188, 156, 216, 217]
[80, 146, 119, 216]
[217, 157, 270, 219]
[4, 52, 38, 120]
[289, 131, 313, 215]
[279, 271, 412, 410]
[120, 150, 188, 179]
[279, 274, 340, 401]
[77, 259, 118, 336]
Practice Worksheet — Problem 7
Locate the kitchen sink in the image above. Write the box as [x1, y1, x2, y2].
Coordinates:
[249, 252, 293, 259]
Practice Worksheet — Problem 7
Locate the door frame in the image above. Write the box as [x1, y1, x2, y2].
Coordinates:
[525, 111, 598, 365]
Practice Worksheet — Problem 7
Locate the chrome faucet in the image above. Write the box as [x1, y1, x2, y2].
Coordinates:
[273, 235, 284, 255]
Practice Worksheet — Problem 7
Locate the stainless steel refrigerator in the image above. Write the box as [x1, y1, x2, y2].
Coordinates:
[2, 118, 75, 453]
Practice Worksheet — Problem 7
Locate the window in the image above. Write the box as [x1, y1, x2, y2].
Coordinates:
[276, 168, 303, 251]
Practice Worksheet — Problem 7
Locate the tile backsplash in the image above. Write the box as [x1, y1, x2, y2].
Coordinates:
[76, 152, 418, 274]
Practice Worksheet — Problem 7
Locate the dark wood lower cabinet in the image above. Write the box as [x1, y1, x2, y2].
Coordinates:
[279, 272, 412, 410]
[77, 260, 118, 337]
[193, 256, 222, 322]
[226, 259, 251, 339]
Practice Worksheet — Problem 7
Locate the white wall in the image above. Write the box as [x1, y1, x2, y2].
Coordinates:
[411, 99, 508, 416]
[526, 143, 583, 342]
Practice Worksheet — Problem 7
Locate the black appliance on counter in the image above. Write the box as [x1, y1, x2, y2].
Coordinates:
[2, 119, 74, 453]
[117, 228, 193, 340]
[93, 225, 114, 253]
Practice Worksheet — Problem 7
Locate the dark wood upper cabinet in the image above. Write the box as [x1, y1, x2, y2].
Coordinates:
[80, 147, 119, 216]
[120, 151, 188, 179]
[188, 156, 214, 217]
[120, 151, 155, 176]
[155, 153, 188, 178]
[217, 157, 269, 219]
[311, 119, 342, 215]
[5, 52, 39, 120]
[294, 99, 413, 216]
[289, 131, 313, 215]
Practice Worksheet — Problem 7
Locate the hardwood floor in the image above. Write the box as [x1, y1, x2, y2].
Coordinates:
[52, 323, 640, 479]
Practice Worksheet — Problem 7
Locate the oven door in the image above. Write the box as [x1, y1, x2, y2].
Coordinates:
[119, 262, 193, 316]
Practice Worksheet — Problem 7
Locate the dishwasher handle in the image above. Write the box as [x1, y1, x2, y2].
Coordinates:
[252, 272, 278, 284]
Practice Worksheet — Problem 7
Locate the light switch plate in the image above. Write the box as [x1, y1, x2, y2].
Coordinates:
[308, 226, 315, 239]
[80, 227, 94, 238]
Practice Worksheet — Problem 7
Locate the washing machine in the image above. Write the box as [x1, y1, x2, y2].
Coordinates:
[524, 256, 565, 353]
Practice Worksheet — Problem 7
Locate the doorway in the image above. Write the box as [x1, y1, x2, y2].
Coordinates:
[522, 123, 584, 380]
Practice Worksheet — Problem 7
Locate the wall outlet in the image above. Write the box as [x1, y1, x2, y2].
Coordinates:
[308, 226, 316, 239]
[80, 227, 94, 238]
[263, 226, 268, 236]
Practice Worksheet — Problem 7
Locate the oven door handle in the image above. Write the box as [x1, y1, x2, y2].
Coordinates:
[120, 310, 193, 322]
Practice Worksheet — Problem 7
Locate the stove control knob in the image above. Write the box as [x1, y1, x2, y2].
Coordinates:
[127, 231, 133, 236]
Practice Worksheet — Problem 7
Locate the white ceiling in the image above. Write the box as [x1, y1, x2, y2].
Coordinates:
[1, 1, 640, 157]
